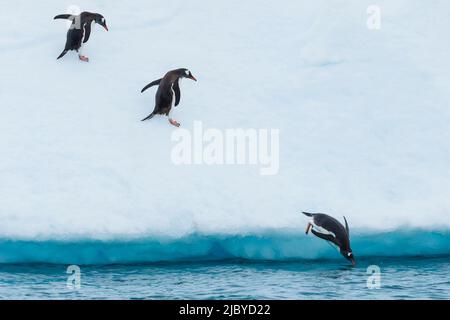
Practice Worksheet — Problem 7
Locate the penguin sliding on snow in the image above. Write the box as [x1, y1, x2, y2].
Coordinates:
[141, 68, 197, 127]
[54, 12, 108, 62]
[302, 212, 356, 265]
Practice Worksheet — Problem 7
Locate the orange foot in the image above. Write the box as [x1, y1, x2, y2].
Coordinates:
[79, 55, 89, 62]
[169, 118, 181, 127]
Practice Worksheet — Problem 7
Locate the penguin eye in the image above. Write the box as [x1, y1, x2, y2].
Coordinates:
[185, 70, 190, 76]
[347, 252, 352, 257]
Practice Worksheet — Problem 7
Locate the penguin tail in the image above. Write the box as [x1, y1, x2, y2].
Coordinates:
[141, 113, 155, 122]
[302, 212, 314, 217]
[57, 50, 68, 60]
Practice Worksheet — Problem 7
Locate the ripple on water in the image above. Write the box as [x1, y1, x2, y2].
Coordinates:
[0, 256, 449, 299]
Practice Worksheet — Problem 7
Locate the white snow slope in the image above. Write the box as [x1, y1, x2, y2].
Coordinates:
[0, 0, 449, 262]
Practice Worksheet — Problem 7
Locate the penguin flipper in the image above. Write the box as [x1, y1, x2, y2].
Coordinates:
[173, 79, 181, 106]
[343, 216, 350, 237]
[57, 49, 68, 60]
[141, 79, 162, 93]
[54, 14, 75, 20]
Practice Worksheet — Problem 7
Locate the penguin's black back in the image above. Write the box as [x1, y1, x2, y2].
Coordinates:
[314, 214, 346, 235]
[310, 213, 351, 250]
[153, 87, 174, 115]
[56, 12, 102, 52]
[152, 70, 183, 115]
[65, 28, 84, 51]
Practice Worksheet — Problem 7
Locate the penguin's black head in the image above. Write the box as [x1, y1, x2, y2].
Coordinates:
[341, 250, 356, 266]
[94, 14, 108, 31]
[179, 68, 197, 81]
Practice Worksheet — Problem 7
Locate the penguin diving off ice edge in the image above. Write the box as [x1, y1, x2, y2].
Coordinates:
[141, 68, 197, 127]
[54, 11, 108, 62]
[302, 212, 356, 265]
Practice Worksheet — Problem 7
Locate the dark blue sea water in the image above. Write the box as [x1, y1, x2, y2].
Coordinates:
[0, 229, 449, 299]
[0, 256, 449, 300]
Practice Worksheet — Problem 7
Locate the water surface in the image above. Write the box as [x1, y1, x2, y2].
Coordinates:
[0, 256, 448, 299]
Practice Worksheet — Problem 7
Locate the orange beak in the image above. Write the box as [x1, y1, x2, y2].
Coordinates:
[190, 75, 197, 82]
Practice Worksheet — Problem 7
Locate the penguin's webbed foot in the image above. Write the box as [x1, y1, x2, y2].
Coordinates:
[79, 55, 89, 62]
[169, 118, 181, 128]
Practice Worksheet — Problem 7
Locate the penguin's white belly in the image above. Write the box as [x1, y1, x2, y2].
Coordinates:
[80, 23, 87, 46]
[171, 85, 176, 108]
[168, 84, 177, 117]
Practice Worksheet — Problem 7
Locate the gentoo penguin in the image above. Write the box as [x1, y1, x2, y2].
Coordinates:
[54, 12, 108, 62]
[141, 68, 197, 127]
[302, 212, 356, 265]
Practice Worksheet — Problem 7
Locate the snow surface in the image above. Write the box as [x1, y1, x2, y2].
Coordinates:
[0, 1, 449, 261]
